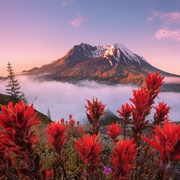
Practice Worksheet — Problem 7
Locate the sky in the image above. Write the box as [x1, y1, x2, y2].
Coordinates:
[0, 0, 180, 76]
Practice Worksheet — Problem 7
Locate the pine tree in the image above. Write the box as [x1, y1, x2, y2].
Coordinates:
[5, 62, 25, 103]
[47, 108, 52, 122]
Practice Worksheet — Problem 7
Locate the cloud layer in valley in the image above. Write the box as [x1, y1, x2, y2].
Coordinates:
[0, 76, 180, 123]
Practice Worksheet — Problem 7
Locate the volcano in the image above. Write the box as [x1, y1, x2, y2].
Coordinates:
[24, 43, 179, 86]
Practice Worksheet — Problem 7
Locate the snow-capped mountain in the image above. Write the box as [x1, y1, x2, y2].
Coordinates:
[64, 43, 148, 66]
[80, 43, 148, 65]
[24, 43, 179, 85]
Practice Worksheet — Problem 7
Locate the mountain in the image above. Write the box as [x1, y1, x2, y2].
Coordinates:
[24, 43, 180, 86]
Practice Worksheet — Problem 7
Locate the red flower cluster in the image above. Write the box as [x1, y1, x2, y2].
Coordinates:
[128, 72, 165, 144]
[153, 102, 170, 126]
[146, 72, 164, 107]
[141, 120, 180, 166]
[107, 122, 122, 142]
[117, 103, 132, 120]
[146, 72, 164, 95]
[45, 170, 54, 180]
[46, 121, 67, 154]
[111, 139, 138, 179]
[0, 101, 43, 179]
[130, 87, 150, 133]
[85, 97, 106, 134]
[130, 88, 151, 118]
[0, 101, 41, 153]
[68, 118, 75, 132]
[75, 134, 102, 172]
[85, 97, 106, 123]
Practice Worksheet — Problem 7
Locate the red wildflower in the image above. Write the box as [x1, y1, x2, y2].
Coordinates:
[60, 118, 65, 124]
[130, 88, 151, 118]
[153, 102, 170, 126]
[145, 72, 164, 105]
[45, 170, 54, 180]
[85, 97, 106, 123]
[130, 88, 150, 134]
[141, 120, 180, 166]
[117, 103, 132, 120]
[111, 139, 138, 179]
[0, 101, 41, 151]
[46, 121, 67, 154]
[107, 122, 122, 142]
[68, 119, 75, 132]
[146, 72, 164, 93]
[85, 98, 106, 135]
[75, 134, 102, 172]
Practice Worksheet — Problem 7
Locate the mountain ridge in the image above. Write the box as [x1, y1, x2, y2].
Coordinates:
[23, 42, 180, 86]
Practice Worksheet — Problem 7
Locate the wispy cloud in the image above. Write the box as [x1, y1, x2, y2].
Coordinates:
[148, 11, 180, 24]
[148, 11, 180, 41]
[70, 14, 86, 28]
[61, 0, 75, 7]
[155, 29, 180, 41]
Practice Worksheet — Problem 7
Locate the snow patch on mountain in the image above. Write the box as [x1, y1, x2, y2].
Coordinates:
[80, 43, 148, 66]
[76, 43, 149, 67]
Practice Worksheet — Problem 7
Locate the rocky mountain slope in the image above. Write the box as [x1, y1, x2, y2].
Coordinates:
[24, 43, 179, 86]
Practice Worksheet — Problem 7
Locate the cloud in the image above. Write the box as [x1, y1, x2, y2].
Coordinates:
[0, 76, 180, 123]
[148, 11, 180, 41]
[155, 29, 180, 41]
[70, 14, 85, 28]
[61, 0, 75, 7]
[148, 11, 180, 24]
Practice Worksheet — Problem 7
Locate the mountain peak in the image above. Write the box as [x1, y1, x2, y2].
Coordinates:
[24, 42, 178, 85]
[71, 43, 148, 66]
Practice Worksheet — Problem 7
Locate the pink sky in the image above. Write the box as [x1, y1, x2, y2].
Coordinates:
[0, 0, 180, 76]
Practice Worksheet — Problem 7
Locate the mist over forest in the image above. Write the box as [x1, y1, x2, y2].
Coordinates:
[0, 75, 180, 123]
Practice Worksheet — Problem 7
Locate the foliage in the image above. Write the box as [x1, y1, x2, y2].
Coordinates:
[0, 72, 180, 180]
[47, 108, 52, 122]
[5, 62, 27, 103]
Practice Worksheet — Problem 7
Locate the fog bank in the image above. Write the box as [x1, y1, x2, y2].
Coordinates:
[0, 76, 180, 123]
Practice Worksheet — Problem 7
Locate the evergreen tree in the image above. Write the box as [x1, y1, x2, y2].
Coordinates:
[5, 62, 25, 103]
[47, 108, 52, 122]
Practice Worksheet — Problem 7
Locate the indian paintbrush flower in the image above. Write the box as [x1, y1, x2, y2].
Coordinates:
[85, 98, 106, 122]
[153, 102, 170, 126]
[46, 121, 67, 155]
[106, 122, 122, 142]
[146, 72, 164, 95]
[0, 101, 41, 152]
[117, 103, 132, 121]
[85, 97, 106, 135]
[110, 139, 138, 180]
[141, 120, 180, 165]
[75, 134, 102, 173]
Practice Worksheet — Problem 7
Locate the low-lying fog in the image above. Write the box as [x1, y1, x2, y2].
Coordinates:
[0, 76, 180, 123]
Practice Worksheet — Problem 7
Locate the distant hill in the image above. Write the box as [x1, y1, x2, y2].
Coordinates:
[0, 93, 50, 124]
[161, 83, 180, 92]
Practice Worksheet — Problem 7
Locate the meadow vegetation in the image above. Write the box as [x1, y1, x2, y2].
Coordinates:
[0, 72, 180, 180]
